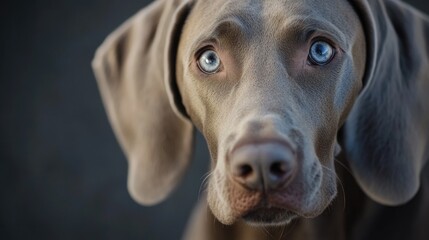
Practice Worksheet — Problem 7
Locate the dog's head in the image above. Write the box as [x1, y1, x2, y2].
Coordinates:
[93, 0, 429, 226]
[176, 0, 366, 225]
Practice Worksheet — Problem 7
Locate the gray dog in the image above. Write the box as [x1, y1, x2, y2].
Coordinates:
[92, 0, 429, 239]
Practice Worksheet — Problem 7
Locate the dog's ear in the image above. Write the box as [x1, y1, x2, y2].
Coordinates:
[92, 0, 195, 205]
[344, 0, 429, 205]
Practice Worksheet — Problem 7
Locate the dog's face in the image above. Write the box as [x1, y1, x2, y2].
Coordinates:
[176, 0, 366, 225]
[93, 0, 429, 229]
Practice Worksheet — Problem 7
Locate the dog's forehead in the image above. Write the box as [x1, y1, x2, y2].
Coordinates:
[192, 0, 351, 24]
[187, 0, 357, 49]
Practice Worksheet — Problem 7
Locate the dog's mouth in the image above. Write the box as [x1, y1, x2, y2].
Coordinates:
[242, 207, 297, 226]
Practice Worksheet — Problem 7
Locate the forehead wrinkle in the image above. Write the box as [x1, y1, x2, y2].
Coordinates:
[184, 0, 263, 64]
[188, 15, 254, 56]
[279, 17, 348, 49]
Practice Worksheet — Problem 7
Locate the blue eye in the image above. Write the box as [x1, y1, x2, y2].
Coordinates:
[198, 50, 221, 73]
[309, 41, 334, 65]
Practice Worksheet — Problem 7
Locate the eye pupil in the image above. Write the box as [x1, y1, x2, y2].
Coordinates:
[315, 45, 326, 55]
[309, 41, 334, 65]
[205, 53, 216, 64]
[198, 50, 221, 73]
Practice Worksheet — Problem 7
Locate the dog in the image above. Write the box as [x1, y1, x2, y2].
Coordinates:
[92, 0, 429, 239]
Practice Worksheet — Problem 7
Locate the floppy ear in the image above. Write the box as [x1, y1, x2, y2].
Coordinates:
[92, 0, 195, 205]
[344, 0, 429, 205]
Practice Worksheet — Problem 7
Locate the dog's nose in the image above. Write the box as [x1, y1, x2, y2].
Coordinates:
[229, 142, 297, 191]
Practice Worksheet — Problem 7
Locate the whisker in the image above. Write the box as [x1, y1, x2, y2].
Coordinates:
[279, 224, 286, 240]
[198, 171, 213, 201]
[334, 158, 353, 176]
[261, 226, 274, 239]
[322, 165, 346, 211]
[212, 212, 216, 231]
[282, 218, 299, 240]
[336, 175, 346, 212]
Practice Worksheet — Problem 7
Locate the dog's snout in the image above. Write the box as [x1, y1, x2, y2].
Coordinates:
[229, 142, 297, 191]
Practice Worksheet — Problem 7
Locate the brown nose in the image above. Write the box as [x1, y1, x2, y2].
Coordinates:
[229, 142, 297, 191]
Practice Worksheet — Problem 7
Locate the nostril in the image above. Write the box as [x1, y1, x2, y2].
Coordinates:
[238, 164, 253, 177]
[270, 161, 288, 178]
[229, 141, 297, 191]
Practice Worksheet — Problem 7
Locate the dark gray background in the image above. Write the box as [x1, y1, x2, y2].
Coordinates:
[1, 0, 428, 239]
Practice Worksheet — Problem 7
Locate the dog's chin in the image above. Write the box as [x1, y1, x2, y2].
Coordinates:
[242, 207, 298, 226]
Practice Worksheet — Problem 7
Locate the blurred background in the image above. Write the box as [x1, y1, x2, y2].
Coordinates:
[0, 0, 428, 239]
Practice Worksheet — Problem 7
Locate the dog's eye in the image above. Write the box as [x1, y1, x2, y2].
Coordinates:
[308, 41, 334, 65]
[198, 50, 221, 74]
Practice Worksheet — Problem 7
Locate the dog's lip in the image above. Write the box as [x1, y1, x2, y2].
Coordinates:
[242, 206, 297, 225]
[239, 194, 300, 224]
